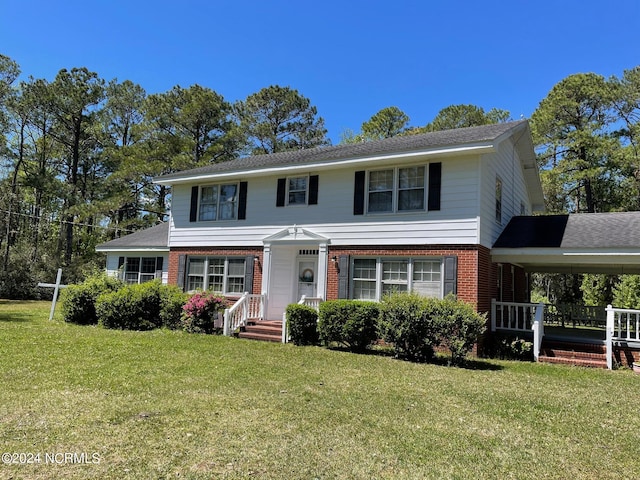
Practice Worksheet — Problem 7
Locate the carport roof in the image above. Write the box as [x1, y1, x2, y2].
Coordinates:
[492, 212, 640, 274]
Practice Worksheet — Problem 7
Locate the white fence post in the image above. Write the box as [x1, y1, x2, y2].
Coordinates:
[282, 310, 288, 344]
[491, 299, 497, 332]
[606, 304, 614, 370]
[223, 308, 230, 336]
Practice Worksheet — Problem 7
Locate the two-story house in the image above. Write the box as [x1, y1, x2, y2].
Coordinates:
[99, 120, 543, 322]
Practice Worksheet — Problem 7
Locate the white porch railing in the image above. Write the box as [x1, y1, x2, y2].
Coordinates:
[223, 292, 265, 336]
[605, 305, 640, 370]
[492, 300, 545, 362]
[281, 295, 323, 344]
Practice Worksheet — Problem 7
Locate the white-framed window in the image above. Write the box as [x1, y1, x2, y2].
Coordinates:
[287, 176, 308, 205]
[351, 257, 442, 301]
[186, 257, 246, 294]
[198, 183, 238, 221]
[122, 257, 159, 284]
[367, 166, 426, 213]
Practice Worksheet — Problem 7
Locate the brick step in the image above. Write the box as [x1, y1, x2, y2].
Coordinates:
[238, 320, 282, 342]
[238, 331, 282, 342]
[542, 340, 606, 354]
[539, 348, 607, 361]
[538, 355, 608, 368]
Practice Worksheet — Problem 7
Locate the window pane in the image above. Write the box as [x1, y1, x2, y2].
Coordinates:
[354, 259, 376, 279]
[141, 257, 156, 274]
[288, 177, 307, 191]
[398, 167, 425, 211]
[369, 191, 393, 212]
[218, 184, 237, 220]
[140, 274, 155, 284]
[382, 283, 408, 295]
[124, 272, 138, 284]
[189, 259, 205, 276]
[369, 170, 393, 191]
[413, 261, 441, 282]
[187, 276, 204, 291]
[399, 167, 425, 188]
[398, 189, 424, 211]
[199, 186, 218, 221]
[289, 191, 306, 204]
[227, 277, 244, 293]
[125, 257, 140, 273]
[228, 259, 245, 277]
[353, 280, 377, 300]
[383, 261, 408, 281]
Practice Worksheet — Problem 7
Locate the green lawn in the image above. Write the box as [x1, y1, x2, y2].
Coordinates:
[1, 300, 639, 479]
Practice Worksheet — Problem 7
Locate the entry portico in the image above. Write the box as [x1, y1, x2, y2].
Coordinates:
[261, 226, 329, 320]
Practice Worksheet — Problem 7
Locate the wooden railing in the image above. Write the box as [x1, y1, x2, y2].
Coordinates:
[492, 300, 545, 362]
[606, 305, 640, 370]
[223, 293, 264, 336]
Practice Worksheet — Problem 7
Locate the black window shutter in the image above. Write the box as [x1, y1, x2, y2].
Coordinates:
[177, 255, 187, 290]
[189, 186, 199, 222]
[276, 178, 286, 207]
[238, 181, 248, 220]
[428, 162, 442, 211]
[118, 256, 125, 269]
[244, 255, 255, 294]
[353, 171, 365, 215]
[337, 255, 350, 299]
[308, 175, 319, 205]
[443, 255, 457, 297]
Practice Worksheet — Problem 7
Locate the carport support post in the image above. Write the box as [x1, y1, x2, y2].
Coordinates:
[605, 305, 614, 370]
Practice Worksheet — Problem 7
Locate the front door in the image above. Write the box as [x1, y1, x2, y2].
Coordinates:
[297, 259, 317, 299]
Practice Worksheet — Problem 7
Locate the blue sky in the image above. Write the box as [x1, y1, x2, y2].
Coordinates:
[2, 0, 638, 143]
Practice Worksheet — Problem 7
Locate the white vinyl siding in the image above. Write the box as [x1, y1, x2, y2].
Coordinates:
[352, 257, 443, 301]
[169, 158, 481, 248]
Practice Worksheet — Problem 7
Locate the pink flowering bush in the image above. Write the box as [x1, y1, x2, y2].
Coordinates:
[182, 291, 226, 334]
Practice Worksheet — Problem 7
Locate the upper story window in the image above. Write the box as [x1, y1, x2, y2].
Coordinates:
[354, 163, 440, 216]
[288, 176, 308, 205]
[368, 167, 425, 213]
[190, 182, 247, 223]
[198, 184, 238, 221]
[276, 175, 319, 207]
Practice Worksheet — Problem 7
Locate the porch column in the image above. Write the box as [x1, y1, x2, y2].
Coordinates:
[261, 243, 272, 297]
[317, 243, 328, 300]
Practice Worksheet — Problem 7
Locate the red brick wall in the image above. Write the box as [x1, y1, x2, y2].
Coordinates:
[168, 247, 263, 296]
[326, 245, 491, 314]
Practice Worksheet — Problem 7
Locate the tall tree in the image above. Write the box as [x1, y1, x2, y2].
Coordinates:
[143, 84, 239, 213]
[531, 73, 616, 213]
[46, 68, 105, 264]
[236, 85, 329, 154]
[361, 106, 410, 140]
[418, 104, 510, 133]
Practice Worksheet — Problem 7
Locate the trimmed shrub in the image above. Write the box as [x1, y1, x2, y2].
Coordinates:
[482, 333, 533, 361]
[286, 304, 319, 346]
[379, 292, 438, 362]
[61, 273, 123, 325]
[159, 285, 188, 330]
[96, 281, 167, 331]
[181, 291, 226, 334]
[433, 296, 486, 366]
[318, 300, 380, 352]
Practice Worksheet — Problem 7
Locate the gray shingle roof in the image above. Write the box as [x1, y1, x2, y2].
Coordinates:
[96, 222, 169, 250]
[155, 120, 528, 182]
[493, 212, 640, 249]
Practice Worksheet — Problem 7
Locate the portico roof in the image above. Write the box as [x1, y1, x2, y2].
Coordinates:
[491, 212, 640, 274]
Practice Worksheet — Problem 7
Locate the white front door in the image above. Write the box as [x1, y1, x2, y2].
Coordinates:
[297, 259, 318, 299]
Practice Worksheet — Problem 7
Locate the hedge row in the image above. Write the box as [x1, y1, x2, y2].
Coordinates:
[286, 293, 487, 366]
[61, 274, 225, 333]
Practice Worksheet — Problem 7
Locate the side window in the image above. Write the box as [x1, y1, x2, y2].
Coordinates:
[197, 184, 238, 221]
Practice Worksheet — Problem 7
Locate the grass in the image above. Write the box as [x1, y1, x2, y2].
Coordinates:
[1, 300, 639, 479]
